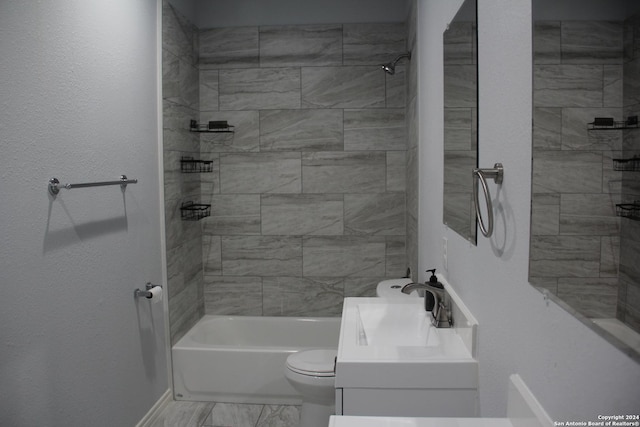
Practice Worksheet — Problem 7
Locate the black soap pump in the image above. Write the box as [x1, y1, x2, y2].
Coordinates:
[424, 269, 444, 311]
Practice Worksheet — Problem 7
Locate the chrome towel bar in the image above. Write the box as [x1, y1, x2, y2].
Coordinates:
[472, 163, 503, 238]
[48, 175, 138, 196]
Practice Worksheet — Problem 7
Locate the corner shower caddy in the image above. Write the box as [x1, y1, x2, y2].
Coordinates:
[189, 119, 234, 133]
[613, 156, 640, 172]
[587, 116, 639, 130]
[180, 201, 211, 221]
[616, 202, 640, 221]
[180, 156, 214, 173]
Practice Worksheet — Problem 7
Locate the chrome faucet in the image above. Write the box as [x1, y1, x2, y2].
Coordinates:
[401, 282, 453, 328]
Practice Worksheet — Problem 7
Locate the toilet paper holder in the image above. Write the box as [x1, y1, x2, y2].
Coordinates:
[134, 282, 161, 299]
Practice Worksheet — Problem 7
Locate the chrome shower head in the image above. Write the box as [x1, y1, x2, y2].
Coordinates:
[380, 52, 412, 75]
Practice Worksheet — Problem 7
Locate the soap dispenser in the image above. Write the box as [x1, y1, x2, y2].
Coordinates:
[424, 269, 444, 311]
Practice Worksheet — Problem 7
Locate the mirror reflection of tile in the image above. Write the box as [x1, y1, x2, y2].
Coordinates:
[530, 17, 640, 336]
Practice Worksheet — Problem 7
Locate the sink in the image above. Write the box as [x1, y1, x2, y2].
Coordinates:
[356, 301, 439, 347]
[335, 279, 479, 417]
[339, 298, 473, 366]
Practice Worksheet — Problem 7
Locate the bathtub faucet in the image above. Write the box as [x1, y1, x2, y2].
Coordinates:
[401, 283, 453, 328]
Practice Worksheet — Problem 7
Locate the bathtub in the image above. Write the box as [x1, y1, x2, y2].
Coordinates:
[172, 315, 341, 404]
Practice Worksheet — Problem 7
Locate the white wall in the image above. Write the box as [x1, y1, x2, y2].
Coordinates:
[0, 1, 168, 426]
[418, 0, 640, 419]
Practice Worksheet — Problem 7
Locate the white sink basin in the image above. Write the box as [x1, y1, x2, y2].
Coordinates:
[336, 297, 477, 390]
[356, 301, 439, 347]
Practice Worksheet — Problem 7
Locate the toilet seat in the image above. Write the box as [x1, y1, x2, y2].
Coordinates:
[286, 349, 336, 377]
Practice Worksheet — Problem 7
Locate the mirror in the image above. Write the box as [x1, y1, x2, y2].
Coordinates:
[443, 0, 478, 244]
[530, 0, 640, 357]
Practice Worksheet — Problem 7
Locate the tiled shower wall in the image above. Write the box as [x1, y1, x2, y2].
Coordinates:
[198, 22, 410, 318]
[619, 13, 640, 331]
[163, 1, 204, 345]
[530, 20, 628, 320]
[406, 0, 419, 284]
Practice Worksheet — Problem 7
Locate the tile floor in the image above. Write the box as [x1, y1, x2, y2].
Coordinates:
[151, 401, 301, 427]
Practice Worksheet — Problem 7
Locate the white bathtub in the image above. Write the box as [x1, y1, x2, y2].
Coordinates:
[172, 315, 341, 404]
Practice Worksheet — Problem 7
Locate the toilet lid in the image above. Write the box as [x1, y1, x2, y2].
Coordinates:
[286, 349, 337, 377]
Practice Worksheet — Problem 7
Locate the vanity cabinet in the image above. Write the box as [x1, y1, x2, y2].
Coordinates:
[335, 387, 478, 417]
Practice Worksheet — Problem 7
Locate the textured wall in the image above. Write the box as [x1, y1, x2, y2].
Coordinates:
[196, 23, 409, 317]
[0, 1, 168, 425]
[530, 20, 624, 318]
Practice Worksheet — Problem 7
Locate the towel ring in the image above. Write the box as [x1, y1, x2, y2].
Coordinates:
[472, 163, 504, 238]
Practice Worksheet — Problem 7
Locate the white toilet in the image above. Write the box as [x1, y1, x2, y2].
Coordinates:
[284, 348, 337, 427]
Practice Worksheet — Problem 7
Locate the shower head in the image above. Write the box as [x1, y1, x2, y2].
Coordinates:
[380, 52, 412, 75]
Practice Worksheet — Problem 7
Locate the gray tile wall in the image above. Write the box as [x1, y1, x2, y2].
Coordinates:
[618, 13, 640, 332]
[198, 21, 410, 316]
[162, 1, 205, 345]
[406, 0, 419, 282]
[530, 20, 627, 319]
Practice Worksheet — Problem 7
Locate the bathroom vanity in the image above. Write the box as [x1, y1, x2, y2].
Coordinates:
[330, 374, 553, 427]
[334, 275, 479, 417]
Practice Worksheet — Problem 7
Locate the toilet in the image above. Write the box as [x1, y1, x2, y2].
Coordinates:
[284, 348, 337, 427]
[376, 278, 420, 297]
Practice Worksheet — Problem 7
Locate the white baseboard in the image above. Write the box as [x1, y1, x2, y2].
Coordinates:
[136, 389, 172, 427]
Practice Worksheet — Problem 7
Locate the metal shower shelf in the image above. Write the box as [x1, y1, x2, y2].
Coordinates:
[190, 119, 234, 133]
[588, 116, 639, 130]
[616, 202, 640, 221]
[180, 201, 211, 221]
[180, 156, 214, 173]
[613, 156, 640, 172]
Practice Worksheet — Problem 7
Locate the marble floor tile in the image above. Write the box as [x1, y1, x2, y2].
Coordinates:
[255, 405, 300, 427]
[152, 401, 214, 427]
[204, 402, 263, 427]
